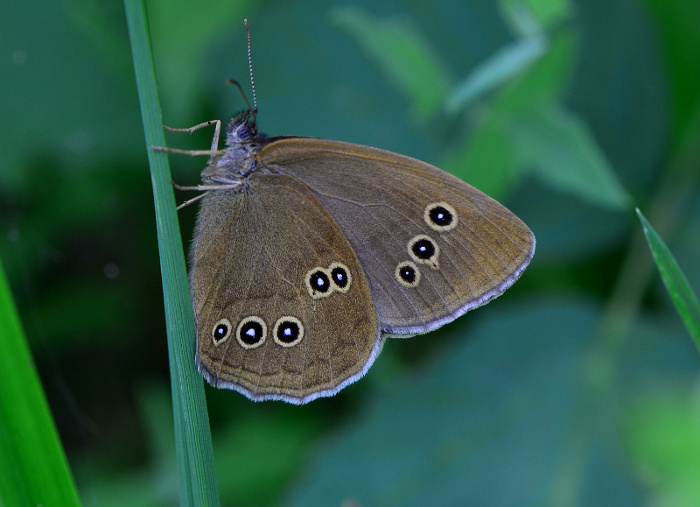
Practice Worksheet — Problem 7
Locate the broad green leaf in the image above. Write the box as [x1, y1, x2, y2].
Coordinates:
[445, 35, 548, 113]
[500, 0, 546, 38]
[444, 32, 577, 198]
[441, 122, 517, 199]
[501, 0, 573, 31]
[495, 30, 575, 109]
[625, 392, 700, 507]
[287, 300, 700, 506]
[330, 6, 453, 118]
[508, 103, 630, 209]
[446, 1, 553, 112]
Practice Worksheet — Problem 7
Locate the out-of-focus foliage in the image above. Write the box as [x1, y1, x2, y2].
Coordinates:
[1, 0, 699, 505]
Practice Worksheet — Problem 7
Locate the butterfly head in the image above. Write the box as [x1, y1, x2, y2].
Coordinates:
[225, 110, 267, 147]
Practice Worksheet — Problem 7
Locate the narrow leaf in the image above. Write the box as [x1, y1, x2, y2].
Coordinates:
[124, 0, 219, 504]
[0, 259, 80, 506]
[637, 208, 700, 349]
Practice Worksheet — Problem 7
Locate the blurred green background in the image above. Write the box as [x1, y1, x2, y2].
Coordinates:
[2, 0, 700, 505]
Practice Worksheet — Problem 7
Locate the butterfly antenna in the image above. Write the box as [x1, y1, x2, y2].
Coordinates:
[244, 19, 258, 121]
[225, 78, 253, 113]
[225, 21, 258, 121]
[243, 19, 258, 120]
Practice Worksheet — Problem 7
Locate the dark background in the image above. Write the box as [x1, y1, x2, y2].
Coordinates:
[2, 0, 700, 505]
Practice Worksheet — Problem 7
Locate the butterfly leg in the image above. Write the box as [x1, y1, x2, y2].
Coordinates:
[171, 181, 242, 210]
[163, 120, 223, 152]
[151, 120, 225, 157]
[151, 146, 224, 157]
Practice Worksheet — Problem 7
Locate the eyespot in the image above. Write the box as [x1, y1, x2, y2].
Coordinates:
[212, 318, 232, 346]
[424, 202, 458, 232]
[408, 234, 440, 269]
[395, 261, 421, 288]
[273, 316, 304, 347]
[305, 268, 332, 298]
[235, 316, 267, 349]
[328, 262, 352, 293]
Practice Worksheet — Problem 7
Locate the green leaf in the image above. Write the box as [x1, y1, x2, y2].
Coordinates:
[330, 6, 453, 118]
[443, 31, 577, 199]
[641, 1, 700, 142]
[637, 208, 700, 348]
[625, 392, 700, 507]
[148, 0, 256, 120]
[501, 0, 573, 31]
[446, 0, 575, 113]
[0, 259, 80, 506]
[500, 0, 547, 38]
[441, 122, 517, 199]
[124, 0, 219, 504]
[508, 103, 630, 210]
[287, 301, 700, 505]
[625, 392, 700, 506]
[445, 35, 549, 113]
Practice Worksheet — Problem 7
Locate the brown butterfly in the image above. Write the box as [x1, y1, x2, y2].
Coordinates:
[155, 20, 535, 404]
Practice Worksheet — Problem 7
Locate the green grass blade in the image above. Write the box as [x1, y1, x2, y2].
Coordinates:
[123, 0, 219, 504]
[637, 208, 700, 349]
[0, 259, 80, 506]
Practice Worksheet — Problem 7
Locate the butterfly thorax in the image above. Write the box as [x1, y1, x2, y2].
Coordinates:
[201, 111, 270, 186]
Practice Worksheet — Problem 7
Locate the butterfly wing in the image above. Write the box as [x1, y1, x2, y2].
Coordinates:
[191, 173, 382, 404]
[258, 138, 535, 336]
